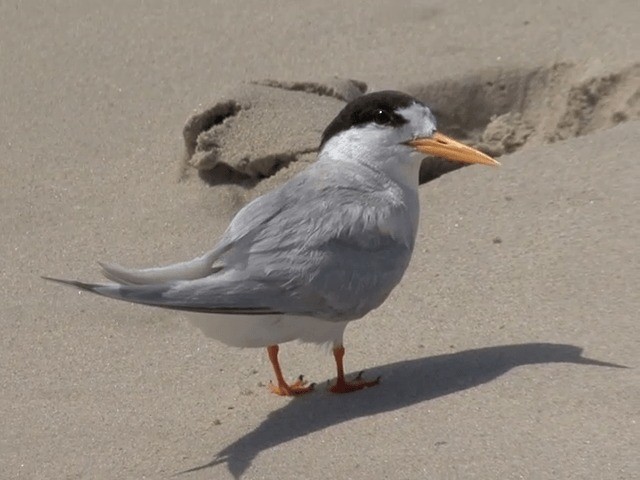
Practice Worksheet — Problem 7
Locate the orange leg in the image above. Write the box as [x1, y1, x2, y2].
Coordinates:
[329, 345, 380, 394]
[267, 345, 314, 396]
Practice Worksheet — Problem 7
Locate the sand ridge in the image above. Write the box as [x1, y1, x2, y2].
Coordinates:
[182, 62, 639, 189]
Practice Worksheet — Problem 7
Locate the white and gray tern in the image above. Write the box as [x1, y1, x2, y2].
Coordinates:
[45, 91, 499, 395]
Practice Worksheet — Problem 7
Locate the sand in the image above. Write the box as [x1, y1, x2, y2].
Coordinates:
[1, 1, 638, 479]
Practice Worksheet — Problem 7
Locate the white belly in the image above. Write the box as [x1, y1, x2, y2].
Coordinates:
[186, 312, 349, 348]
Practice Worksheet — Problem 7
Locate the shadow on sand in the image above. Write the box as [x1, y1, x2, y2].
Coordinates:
[179, 342, 625, 478]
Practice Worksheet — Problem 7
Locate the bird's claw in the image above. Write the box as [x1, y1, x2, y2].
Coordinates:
[268, 375, 315, 396]
[329, 371, 381, 394]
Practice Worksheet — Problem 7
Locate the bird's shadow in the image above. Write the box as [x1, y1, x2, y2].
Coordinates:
[178, 343, 626, 479]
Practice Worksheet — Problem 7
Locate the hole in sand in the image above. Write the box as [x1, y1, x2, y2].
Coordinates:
[183, 100, 242, 159]
[183, 63, 638, 186]
[411, 62, 639, 183]
[196, 153, 301, 188]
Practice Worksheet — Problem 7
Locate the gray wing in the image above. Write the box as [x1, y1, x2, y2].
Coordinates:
[96, 186, 287, 286]
[188, 162, 417, 320]
[48, 163, 416, 320]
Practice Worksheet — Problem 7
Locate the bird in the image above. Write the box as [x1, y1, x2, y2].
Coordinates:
[44, 91, 499, 396]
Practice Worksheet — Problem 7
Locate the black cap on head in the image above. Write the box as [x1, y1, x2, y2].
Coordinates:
[320, 90, 422, 149]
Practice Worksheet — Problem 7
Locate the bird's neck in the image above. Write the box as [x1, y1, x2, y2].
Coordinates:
[379, 153, 422, 192]
[319, 144, 421, 193]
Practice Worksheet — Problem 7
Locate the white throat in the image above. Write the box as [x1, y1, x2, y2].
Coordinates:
[319, 129, 422, 191]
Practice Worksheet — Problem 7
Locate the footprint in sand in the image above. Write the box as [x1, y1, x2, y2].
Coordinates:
[181, 77, 367, 187]
[182, 62, 639, 189]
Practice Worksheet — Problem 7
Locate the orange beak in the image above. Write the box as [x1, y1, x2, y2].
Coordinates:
[407, 132, 500, 167]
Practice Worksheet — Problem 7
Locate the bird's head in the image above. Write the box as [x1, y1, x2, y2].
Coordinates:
[319, 90, 498, 183]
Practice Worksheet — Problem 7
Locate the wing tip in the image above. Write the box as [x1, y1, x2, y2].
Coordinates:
[41, 276, 102, 293]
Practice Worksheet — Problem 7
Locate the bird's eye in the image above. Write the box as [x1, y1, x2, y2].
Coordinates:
[373, 109, 392, 125]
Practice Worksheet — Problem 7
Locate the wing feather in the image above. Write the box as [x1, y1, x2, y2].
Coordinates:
[46, 160, 416, 321]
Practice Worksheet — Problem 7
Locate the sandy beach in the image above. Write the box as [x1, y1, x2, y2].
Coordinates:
[1, 1, 638, 478]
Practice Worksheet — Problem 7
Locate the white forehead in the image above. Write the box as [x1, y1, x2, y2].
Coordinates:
[397, 102, 438, 137]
